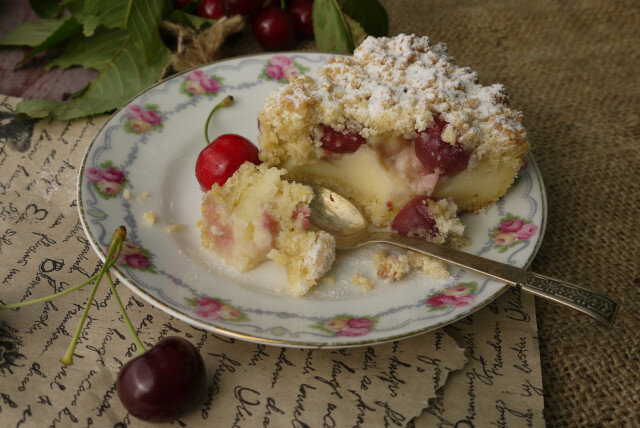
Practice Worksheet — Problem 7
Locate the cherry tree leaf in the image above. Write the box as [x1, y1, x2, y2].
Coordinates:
[17, 30, 171, 120]
[343, 13, 367, 47]
[18, 18, 82, 66]
[342, 0, 388, 37]
[78, 0, 164, 61]
[46, 27, 129, 70]
[312, 0, 355, 54]
[0, 18, 73, 47]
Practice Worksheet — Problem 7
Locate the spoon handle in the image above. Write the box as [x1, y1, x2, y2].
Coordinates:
[367, 232, 619, 326]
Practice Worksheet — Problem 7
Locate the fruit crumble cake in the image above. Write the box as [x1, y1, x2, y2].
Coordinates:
[200, 162, 335, 295]
[258, 34, 529, 226]
[201, 34, 529, 295]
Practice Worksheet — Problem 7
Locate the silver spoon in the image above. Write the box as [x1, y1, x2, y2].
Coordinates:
[302, 181, 619, 326]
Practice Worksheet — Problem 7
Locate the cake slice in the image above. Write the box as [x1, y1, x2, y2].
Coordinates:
[200, 162, 335, 295]
[257, 34, 530, 228]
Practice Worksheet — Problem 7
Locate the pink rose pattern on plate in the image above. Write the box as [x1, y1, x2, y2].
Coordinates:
[85, 161, 128, 200]
[489, 214, 538, 252]
[310, 314, 380, 337]
[180, 71, 224, 98]
[259, 55, 310, 84]
[425, 282, 478, 311]
[124, 104, 163, 134]
[107, 240, 156, 273]
[185, 296, 249, 322]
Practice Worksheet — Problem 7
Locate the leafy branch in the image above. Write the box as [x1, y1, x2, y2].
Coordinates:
[1, 0, 389, 120]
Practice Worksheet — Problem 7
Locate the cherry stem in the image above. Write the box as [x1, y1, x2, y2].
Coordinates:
[0, 274, 97, 310]
[106, 271, 146, 355]
[204, 95, 234, 145]
[60, 226, 127, 366]
[281, 0, 286, 9]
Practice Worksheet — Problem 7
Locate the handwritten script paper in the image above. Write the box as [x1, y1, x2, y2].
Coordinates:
[416, 290, 544, 427]
[0, 95, 543, 426]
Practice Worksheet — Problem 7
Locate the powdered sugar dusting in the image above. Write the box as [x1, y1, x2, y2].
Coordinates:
[260, 34, 528, 158]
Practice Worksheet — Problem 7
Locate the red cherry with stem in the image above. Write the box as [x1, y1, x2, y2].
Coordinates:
[391, 196, 439, 239]
[289, 0, 314, 39]
[116, 337, 207, 423]
[223, 0, 262, 19]
[173, 0, 192, 9]
[196, 134, 260, 190]
[253, 6, 296, 51]
[198, 0, 225, 19]
[196, 96, 260, 191]
[414, 117, 470, 176]
[320, 124, 365, 153]
[0, 225, 206, 424]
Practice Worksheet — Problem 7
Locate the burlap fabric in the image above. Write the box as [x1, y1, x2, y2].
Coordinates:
[219, 0, 640, 425]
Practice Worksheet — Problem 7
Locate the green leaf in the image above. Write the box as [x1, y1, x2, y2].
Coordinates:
[342, 0, 388, 37]
[18, 18, 82, 66]
[30, 0, 62, 18]
[312, 0, 355, 54]
[46, 27, 129, 70]
[343, 13, 367, 47]
[17, 33, 171, 120]
[0, 18, 71, 47]
[167, 10, 217, 30]
[78, 0, 164, 62]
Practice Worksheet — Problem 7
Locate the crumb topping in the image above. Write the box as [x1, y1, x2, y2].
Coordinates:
[258, 34, 529, 168]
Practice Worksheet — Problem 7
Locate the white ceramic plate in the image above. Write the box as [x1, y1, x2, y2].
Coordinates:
[78, 52, 546, 348]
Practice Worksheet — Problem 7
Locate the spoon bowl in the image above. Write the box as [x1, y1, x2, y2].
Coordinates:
[304, 181, 370, 249]
[300, 181, 620, 326]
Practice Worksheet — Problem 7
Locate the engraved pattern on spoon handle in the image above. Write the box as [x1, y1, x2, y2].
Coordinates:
[366, 232, 619, 326]
[518, 272, 619, 326]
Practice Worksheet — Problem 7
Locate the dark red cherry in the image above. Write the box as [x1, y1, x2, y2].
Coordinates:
[391, 196, 439, 239]
[173, 0, 192, 9]
[319, 124, 365, 153]
[289, 0, 314, 39]
[196, 133, 261, 191]
[198, 0, 225, 19]
[252, 7, 296, 51]
[414, 117, 470, 176]
[116, 337, 206, 423]
[223, 0, 262, 19]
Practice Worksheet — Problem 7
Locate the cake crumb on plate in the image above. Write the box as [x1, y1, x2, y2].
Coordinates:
[142, 211, 157, 226]
[408, 252, 450, 279]
[137, 191, 149, 202]
[165, 224, 186, 233]
[372, 249, 411, 281]
[352, 272, 374, 290]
